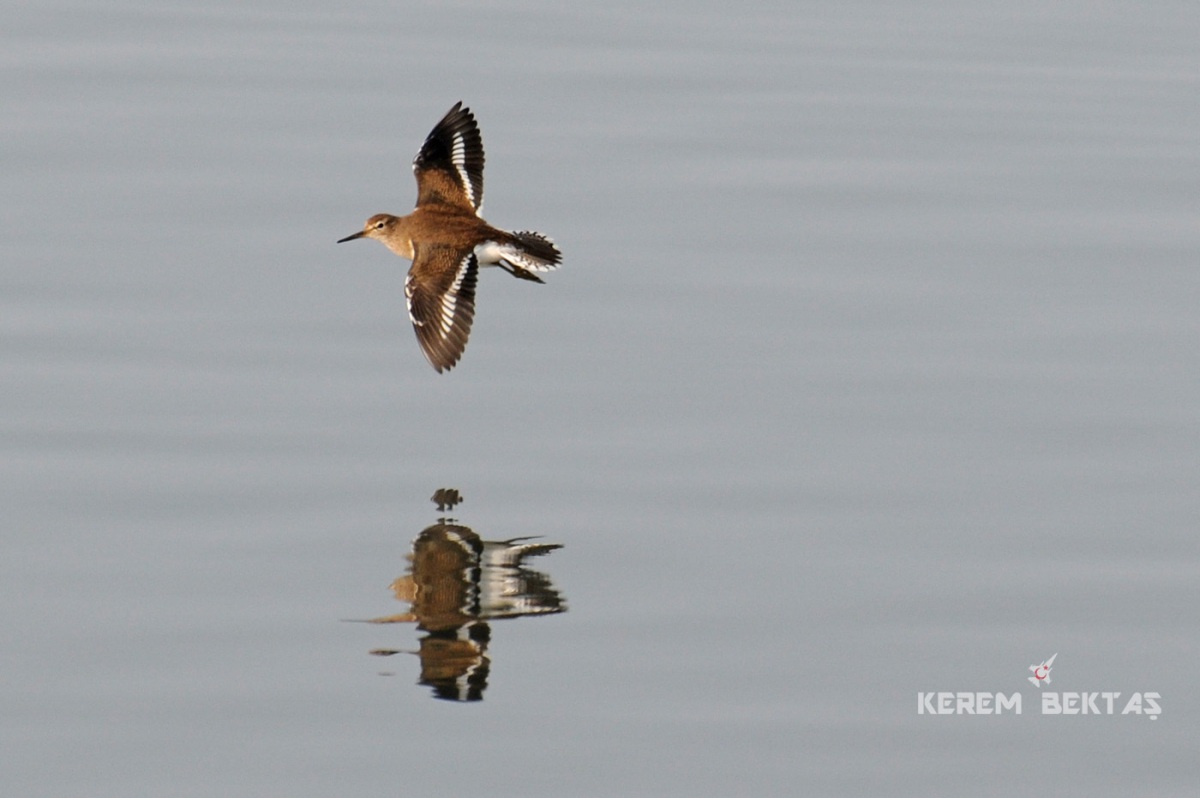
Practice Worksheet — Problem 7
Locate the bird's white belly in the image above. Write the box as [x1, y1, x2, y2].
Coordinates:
[473, 240, 507, 267]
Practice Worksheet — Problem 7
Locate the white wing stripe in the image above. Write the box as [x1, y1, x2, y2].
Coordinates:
[439, 253, 472, 336]
[404, 274, 422, 326]
[450, 131, 475, 207]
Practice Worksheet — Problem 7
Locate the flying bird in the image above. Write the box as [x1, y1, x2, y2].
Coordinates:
[338, 102, 562, 372]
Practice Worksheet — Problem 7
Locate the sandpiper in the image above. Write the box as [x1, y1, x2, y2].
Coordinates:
[338, 102, 562, 372]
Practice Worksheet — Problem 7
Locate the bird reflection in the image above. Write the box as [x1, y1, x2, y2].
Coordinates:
[431, 487, 463, 512]
[364, 489, 566, 701]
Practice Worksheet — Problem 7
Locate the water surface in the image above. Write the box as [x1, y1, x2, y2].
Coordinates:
[3, 1, 1198, 795]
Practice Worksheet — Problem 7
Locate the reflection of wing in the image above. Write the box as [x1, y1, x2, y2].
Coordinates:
[418, 622, 490, 702]
[405, 245, 479, 373]
[412, 102, 485, 212]
[431, 487, 464, 512]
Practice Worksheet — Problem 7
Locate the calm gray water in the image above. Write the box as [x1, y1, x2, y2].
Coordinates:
[3, 1, 1198, 795]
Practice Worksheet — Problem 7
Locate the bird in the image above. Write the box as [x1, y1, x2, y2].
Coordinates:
[337, 102, 562, 373]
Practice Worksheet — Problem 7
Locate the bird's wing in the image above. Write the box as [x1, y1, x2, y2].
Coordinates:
[405, 243, 479, 372]
[412, 102, 485, 213]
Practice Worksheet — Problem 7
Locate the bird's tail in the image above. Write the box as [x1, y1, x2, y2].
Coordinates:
[495, 231, 562, 283]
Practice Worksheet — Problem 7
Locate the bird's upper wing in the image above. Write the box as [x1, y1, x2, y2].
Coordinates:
[412, 102, 485, 213]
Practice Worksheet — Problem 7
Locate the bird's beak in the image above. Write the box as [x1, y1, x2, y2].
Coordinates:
[337, 230, 367, 243]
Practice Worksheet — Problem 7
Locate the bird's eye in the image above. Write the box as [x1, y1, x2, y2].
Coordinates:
[375, 220, 386, 229]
